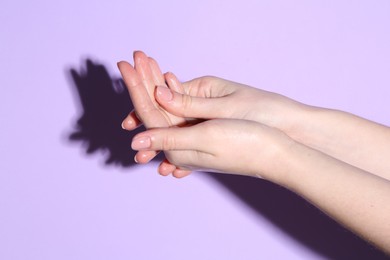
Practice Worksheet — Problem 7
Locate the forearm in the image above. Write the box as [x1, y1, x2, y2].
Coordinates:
[286, 106, 390, 180]
[271, 141, 390, 254]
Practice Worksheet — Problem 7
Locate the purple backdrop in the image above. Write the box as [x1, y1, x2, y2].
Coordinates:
[1, 0, 389, 259]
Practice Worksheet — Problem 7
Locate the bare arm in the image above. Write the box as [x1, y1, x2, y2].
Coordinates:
[118, 53, 390, 253]
[131, 119, 390, 254]
[281, 138, 390, 253]
[290, 107, 390, 180]
[147, 76, 390, 180]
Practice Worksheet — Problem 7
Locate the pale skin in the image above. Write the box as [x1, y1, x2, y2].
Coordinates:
[118, 51, 390, 254]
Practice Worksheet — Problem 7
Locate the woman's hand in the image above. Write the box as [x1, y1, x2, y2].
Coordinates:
[119, 53, 390, 253]
[131, 117, 390, 253]
[118, 52, 186, 129]
[117, 51, 191, 176]
[130, 119, 295, 180]
[119, 53, 390, 180]
[151, 75, 390, 180]
[120, 72, 309, 146]
[153, 75, 309, 139]
[119, 68, 310, 177]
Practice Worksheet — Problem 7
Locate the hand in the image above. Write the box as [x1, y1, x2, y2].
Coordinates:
[118, 54, 308, 177]
[118, 52, 186, 129]
[130, 119, 295, 180]
[117, 51, 191, 177]
[153, 76, 309, 139]
[154, 75, 390, 181]
[119, 59, 308, 177]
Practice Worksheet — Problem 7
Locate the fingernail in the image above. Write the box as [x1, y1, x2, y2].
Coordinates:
[156, 85, 173, 102]
[132, 136, 151, 150]
[122, 119, 133, 130]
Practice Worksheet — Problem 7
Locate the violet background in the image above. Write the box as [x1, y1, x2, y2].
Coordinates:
[1, 0, 389, 259]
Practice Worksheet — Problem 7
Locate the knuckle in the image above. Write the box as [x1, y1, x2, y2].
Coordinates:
[182, 95, 193, 114]
[162, 134, 176, 151]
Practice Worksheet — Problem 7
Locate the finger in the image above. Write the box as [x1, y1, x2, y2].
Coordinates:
[118, 60, 167, 128]
[158, 159, 176, 176]
[155, 85, 226, 119]
[122, 110, 142, 130]
[134, 150, 159, 164]
[131, 126, 204, 152]
[164, 72, 184, 94]
[172, 168, 192, 178]
[117, 61, 156, 118]
[134, 51, 156, 98]
[148, 57, 166, 86]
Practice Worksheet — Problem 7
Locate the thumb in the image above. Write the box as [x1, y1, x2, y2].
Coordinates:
[155, 85, 225, 119]
[131, 126, 203, 152]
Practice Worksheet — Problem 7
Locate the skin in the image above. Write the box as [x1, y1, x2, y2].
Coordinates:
[118, 51, 390, 253]
[130, 119, 390, 253]
[117, 52, 191, 177]
[150, 77, 390, 181]
[121, 65, 390, 181]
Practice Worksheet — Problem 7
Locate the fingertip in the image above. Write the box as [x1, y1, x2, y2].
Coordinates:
[133, 50, 141, 56]
[117, 61, 136, 78]
[158, 160, 176, 176]
[121, 117, 138, 131]
[122, 111, 142, 131]
[158, 169, 171, 176]
[121, 119, 134, 130]
[172, 169, 192, 178]
[155, 85, 174, 103]
[117, 61, 128, 71]
[155, 85, 185, 117]
[117, 60, 127, 67]
[164, 71, 173, 79]
[133, 50, 147, 62]
[164, 71, 174, 83]
[164, 72, 183, 93]
[134, 151, 154, 164]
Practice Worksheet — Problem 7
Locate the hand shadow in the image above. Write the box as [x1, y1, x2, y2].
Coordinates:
[66, 59, 387, 259]
[67, 59, 150, 166]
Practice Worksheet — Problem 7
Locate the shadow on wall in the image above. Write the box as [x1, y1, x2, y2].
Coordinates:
[66, 59, 387, 260]
[68, 59, 146, 166]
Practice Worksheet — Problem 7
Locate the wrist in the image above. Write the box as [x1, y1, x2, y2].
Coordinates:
[251, 127, 298, 184]
[268, 98, 316, 141]
[288, 106, 347, 153]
